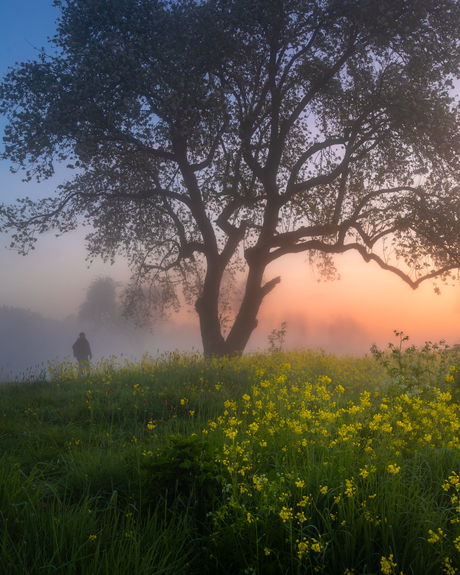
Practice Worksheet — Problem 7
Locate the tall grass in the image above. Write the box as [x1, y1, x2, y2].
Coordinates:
[2, 342, 460, 574]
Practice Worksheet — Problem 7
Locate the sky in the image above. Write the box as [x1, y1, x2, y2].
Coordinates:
[0, 2, 133, 304]
[1, 0, 460, 371]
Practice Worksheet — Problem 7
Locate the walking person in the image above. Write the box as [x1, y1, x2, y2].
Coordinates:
[72, 332, 92, 375]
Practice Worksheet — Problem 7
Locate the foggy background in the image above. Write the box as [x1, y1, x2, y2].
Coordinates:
[2, 251, 460, 381]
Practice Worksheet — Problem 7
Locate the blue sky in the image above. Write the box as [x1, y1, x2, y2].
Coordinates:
[0, 0, 58, 77]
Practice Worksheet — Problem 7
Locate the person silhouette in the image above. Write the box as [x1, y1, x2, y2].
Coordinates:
[72, 332, 92, 375]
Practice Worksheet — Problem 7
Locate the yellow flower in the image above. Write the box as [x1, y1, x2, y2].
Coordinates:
[224, 428, 238, 440]
[449, 473, 459, 485]
[345, 478, 356, 497]
[297, 540, 309, 560]
[89, 534, 97, 541]
[296, 511, 307, 523]
[279, 507, 293, 522]
[248, 421, 259, 434]
[427, 528, 445, 544]
[380, 554, 397, 575]
[387, 463, 400, 475]
[444, 557, 457, 575]
[310, 537, 325, 553]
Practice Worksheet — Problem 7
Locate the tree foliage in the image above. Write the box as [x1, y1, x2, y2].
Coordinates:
[2, 0, 460, 355]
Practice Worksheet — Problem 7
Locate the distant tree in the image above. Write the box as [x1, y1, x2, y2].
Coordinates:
[79, 276, 120, 329]
[2, 0, 460, 356]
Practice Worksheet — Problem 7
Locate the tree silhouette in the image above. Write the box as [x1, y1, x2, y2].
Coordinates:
[79, 276, 120, 330]
[2, 0, 460, 355]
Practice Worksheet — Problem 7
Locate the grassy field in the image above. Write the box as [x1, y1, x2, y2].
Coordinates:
[2, 338, 460, 574]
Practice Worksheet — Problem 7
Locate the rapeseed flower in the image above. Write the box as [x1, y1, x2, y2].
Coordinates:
[297, 539, 309, 560]
[427, 528, 445, 544]
[443, 557, 457, 575]
[279, 507, 293, 522]
[380, 554, 397, 574]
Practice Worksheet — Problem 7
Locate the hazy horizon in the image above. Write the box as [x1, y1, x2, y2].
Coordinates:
[2, 251, 460, 380]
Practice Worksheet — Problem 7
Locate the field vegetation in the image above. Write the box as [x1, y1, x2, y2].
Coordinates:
[2, 334, 460, 574]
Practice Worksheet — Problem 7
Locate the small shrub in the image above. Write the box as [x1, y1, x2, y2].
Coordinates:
[267, 321, 288, 352]
[140, 434, 225, 513]
[371, 330, 460, 396]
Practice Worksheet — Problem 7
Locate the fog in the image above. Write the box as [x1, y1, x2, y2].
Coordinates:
[0, 304, 198, 382]
[0, 261, 376, 381]
[0, 298, 365, 382]
[0, 307, 369, 382]
[1, 282, 457, 382]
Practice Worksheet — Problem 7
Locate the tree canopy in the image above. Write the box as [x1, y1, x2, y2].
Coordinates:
[78, 276, 120, 329]
[2, 0, 460, 356]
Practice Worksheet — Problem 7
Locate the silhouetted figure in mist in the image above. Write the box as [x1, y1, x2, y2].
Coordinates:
[72, 332, 92, 375]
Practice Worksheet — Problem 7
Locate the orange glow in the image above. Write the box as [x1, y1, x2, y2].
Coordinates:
[252, 252, 460, 354]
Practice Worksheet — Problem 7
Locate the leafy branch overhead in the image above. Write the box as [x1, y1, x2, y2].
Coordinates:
[2, 0, 460, 355]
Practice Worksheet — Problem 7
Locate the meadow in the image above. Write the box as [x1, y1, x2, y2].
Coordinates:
[2, 335, 460, 574]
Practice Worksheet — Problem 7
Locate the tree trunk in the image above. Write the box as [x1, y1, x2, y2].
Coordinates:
[196, 257, 281, 357]
[195, 257, 227, 357]
[195, 294, 227, 357]
[224, 265, 281, 356]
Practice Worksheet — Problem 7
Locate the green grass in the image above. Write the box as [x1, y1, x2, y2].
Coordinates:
[2, 345, 460, 574]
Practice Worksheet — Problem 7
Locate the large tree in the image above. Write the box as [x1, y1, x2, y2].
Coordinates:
[2, 0, 460, 356]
